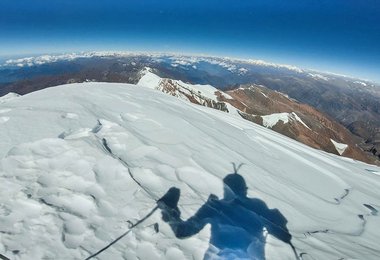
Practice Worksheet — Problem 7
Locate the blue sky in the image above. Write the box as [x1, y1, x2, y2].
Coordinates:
[0, 0, 379, 81]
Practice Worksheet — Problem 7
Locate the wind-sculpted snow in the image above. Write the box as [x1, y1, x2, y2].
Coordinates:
[0, 82, 379, 259]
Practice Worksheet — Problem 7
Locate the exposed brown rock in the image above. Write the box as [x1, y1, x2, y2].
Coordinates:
[154, 79, 377, 165]
[219, 85, 377, 165]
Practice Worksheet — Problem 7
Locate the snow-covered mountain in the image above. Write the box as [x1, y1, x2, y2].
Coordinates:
[137, 68, 235, 114]
[223, 85, 374, 164]
[2, 52, 378, 164]
[0, 82, 379, 260]
[136, 69, 373, 163]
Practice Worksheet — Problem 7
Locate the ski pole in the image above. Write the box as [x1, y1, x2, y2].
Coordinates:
[84, 205, 159, 260]
[290, 241, 302, 260]
[0, 254, 10, 260]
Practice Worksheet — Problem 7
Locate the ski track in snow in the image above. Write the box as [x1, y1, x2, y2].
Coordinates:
[0, 82, 379, 260]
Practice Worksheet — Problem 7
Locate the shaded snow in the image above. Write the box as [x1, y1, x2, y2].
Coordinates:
[225, 103, 240, 116]
[0, 117, 10, 124]
[0, 83, 379, 260]
[62, 112, 79, 119]
[331, 139, 349, 155]
[0, 92, 21, 103]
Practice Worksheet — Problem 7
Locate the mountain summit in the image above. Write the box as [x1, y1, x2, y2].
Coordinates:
[0, 82, 379, 259]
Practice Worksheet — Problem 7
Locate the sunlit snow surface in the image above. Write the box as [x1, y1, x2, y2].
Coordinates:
[0, 83, 379, 260]
[261, 112, 310, 130]
[138, 70, 234, 101]
[330, 139, 349, 156]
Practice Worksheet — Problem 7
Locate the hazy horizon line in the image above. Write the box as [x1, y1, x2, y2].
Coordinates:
[0, 50, 377, 84]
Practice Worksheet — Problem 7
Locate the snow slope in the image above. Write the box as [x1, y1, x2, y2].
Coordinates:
[137, 68, 162, 90]
[138, 70, 233, 101]
[0, 93, 20, 104]
[330, 139, 349, 155]
[0, 83, 379, 260]
[261, 112, 310, 130]
[137, 70, 239, 117]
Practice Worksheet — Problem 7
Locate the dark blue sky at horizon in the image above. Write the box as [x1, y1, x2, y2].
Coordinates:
[0, 0, 379, 81]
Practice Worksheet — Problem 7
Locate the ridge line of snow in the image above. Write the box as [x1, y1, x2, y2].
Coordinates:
[261, 112, 311, 130]
[137, 70, 239, 116]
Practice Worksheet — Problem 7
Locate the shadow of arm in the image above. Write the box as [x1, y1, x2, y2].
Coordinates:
[164, 209, 208, 238]
[265, 208, 292, 243]
[158, 187, 211, 238]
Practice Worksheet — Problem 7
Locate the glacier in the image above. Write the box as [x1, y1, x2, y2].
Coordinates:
[0, 82, 379, 260]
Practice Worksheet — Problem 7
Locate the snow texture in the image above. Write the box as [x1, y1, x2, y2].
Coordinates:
[137, 70, 236, 116]
[0, 82, 379, 260]
[0, 93, 21, 104]
[330, 139, 349, 155]
[137, 68, 162, 90]
[138, 70, 233, 101]
[261, 112, 310, 130]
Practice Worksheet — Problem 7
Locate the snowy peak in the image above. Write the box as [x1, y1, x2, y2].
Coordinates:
[138, 69, 234, 113]
[0, 92, 21, 103]
[136, 71, 373, 163]
[137, 67, 162, 90]
[261, 112, 310, 129]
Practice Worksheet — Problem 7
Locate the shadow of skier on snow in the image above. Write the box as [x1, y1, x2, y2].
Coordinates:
[157, 169, 292, 260]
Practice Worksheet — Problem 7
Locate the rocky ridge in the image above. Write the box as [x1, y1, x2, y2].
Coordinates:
[139, 71, 375, 164]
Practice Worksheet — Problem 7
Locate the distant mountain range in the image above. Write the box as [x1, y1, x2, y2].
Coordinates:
[0, 52, 379, 164]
